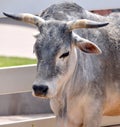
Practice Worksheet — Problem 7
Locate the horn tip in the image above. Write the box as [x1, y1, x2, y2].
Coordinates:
[3, 12, 8, 17]
[100, 22, 109, 27]
[87, 22, 109, 28]
[95, 22, 109, 28]
[3, 12, 13, 17]
[3, 12, 20, 20]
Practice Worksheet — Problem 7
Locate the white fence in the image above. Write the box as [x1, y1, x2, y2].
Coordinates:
[0, 65, 35, 94]
[0, 65, 120, 127]
[0, 65, 56, 127]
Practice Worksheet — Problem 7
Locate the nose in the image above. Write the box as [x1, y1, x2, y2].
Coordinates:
[32, 84, 48, 96]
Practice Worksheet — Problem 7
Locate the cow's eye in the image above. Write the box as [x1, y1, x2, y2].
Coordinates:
[59, 51, 69, 59]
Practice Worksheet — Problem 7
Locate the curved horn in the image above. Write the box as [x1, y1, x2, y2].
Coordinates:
[67, 19, 109, 31]
[3, 12, 45, 26]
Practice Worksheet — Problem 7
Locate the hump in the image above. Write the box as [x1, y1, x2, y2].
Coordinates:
[109, 12, 120, 25]
[39, 2, 85, 21]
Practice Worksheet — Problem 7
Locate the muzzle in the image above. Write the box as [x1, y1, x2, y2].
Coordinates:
[32, 84, 48, 97]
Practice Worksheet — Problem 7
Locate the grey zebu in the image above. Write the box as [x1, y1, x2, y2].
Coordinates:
[4, 2, 120, 127]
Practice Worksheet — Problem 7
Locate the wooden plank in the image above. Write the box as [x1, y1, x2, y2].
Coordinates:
[0, 115, 56, 127]
[0, 115, 120, 127]
[102, 116, 120, 127]
[0, 65, 36, 95]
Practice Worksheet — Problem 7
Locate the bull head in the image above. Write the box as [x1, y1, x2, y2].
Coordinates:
[3, 12, 108, 98]
[3, 12, 108, 29]
[3, 12, 108, 54]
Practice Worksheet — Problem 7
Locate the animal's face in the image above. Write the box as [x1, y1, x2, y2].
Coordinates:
[33, 21, 76, 98]
[32, 20, 103, 98]
[3, 12, 108, 98]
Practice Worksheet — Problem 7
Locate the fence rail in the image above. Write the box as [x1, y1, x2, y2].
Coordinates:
[0, 65, 120, 127]
[0, 65, 36, 95]
[0, 65, 56, 127]
[0, 114, 56, 127]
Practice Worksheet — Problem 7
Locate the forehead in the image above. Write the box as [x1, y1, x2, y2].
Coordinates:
[38, 21, 68, 40]
[34, 21, 72, 54]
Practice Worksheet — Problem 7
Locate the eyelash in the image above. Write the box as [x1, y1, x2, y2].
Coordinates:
[59, 51, 69, 59]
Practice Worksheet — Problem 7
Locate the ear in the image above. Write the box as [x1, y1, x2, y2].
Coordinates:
[76, 42, 102, 54]
[72, 33, 102, 54]
[33, 32, 40, 38]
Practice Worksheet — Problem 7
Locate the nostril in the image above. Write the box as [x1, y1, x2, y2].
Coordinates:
[39, 85, 48, 93]
[32, 84, 48, 95]
[32, 85, 38, 91]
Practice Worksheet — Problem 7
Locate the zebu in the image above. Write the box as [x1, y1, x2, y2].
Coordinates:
[3, 2, 120, 127]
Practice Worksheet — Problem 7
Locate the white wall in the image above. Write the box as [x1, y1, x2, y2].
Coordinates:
[0, 0, 120, 17]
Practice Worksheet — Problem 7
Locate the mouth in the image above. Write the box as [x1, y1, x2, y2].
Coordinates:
[32, 90, 48, 98]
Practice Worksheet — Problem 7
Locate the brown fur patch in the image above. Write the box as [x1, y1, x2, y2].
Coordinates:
[103, 94, 120, 116]
[78, 42, 101, 54]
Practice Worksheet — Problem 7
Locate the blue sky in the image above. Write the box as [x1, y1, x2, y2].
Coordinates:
[0, 0, 119, 17]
